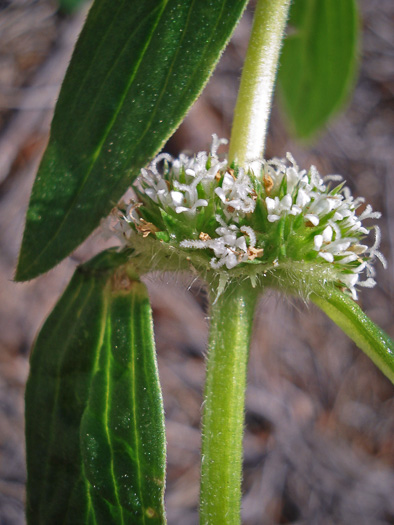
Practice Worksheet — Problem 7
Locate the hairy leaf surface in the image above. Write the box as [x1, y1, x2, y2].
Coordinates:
[16, 0, 248, 281]
[25, 249, 166, 524]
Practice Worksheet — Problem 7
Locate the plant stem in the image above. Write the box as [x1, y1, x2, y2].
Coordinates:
[199, 3, 290, 522]
[200, 281, 259, 525]
[228, 0, 291, 171]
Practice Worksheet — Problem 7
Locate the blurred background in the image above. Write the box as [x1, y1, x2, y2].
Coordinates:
[0, 0, 393, 523]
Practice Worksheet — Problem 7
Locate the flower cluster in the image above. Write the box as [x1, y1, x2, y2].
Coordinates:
[108, 136, 386, 299]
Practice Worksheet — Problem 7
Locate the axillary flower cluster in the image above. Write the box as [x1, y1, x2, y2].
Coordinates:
[109, 135, 386, 299]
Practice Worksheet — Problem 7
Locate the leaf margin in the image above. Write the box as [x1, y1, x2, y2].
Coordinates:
[16, 0, 249, 282]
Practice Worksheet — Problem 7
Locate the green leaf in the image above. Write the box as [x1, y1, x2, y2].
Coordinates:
[16, 0, 249, 282]
[25, 249, 166, 524]
[278, 0, 359, 138]
[311, 288, 394, 384]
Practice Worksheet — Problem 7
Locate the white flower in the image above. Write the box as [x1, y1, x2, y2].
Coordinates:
[112, 136, 386, 301]
[180, 217, 250, 270]
[215, 168, 256, 220]
[266, 194, 301, 222]
[139, 135, 228, 217]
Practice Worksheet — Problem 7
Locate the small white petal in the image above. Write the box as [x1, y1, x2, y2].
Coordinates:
[222, 172, 235, 190]
[314, 235, 323, 250]
[325, 241, 351, 254]
[215, 187, 227, 202]
[358, 278, 376, 288]
[305, 214, 319, 226]
[296, 189, 311, 208]
[222, 233, 237, 245]
[351, 244, 368, 254]
[322, 225, 333, 242]
[286, 167, 299, 192]
[192, 199, 208, 210]
[341, 273, 359, 288]
[265, 197, 277, 213]
[235, 237, 247, 252]
[318, 252, 334, 262]
[338, 254, 359, 264]
[171, 191, 184, 206]
[225, 253, 238, 269]
[281, 194, 293, 209]
[290, 206, 302, 216]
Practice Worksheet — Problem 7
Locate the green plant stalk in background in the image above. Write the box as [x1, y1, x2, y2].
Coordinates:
[201, 1, 291, 523]
[200, 282, 259, 524]
[278, 0, 359, 137]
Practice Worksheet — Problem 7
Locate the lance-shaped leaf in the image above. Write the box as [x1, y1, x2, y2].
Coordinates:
[25, 249, 166, 524]
[278, 0, 359, 138]
[311, 288, 394, 384]
[16, 0, 249, 282]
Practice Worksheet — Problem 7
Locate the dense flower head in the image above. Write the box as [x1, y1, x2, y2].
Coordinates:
[108, 135, 386, 299]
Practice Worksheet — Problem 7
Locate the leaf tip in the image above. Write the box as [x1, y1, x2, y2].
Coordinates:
[14, 257, 34, 283]
[14, 247, 49, 282]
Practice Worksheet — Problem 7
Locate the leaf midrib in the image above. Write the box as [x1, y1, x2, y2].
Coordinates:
[24, 0, 170, 275]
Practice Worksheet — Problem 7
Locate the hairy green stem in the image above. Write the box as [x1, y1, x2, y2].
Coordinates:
[200, 281, 259, 525]
[199, 3, 291, 522]
[228, 0, 291, 170]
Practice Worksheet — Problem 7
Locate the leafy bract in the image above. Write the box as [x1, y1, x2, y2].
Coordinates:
[278, 0, 359, 138]
[25, 249, 166, 524]
[312, 289, 394, 384]
[16, 0, 248, 281]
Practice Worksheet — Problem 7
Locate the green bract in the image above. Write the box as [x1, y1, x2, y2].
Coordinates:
[108, 136, 386, 299]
